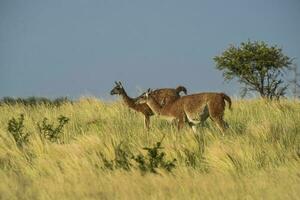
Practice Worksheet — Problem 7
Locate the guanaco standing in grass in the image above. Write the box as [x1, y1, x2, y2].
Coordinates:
[110, 81, 187, 130]
[136, 89, 231, 134]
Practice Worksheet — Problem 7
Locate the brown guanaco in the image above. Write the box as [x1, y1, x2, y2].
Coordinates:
[110, 81, 187, 129]
[136, 89, 231, 134]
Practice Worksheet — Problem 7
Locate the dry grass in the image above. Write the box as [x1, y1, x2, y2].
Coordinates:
[0, 98, 299, 200]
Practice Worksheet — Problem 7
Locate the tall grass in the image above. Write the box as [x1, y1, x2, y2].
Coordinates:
[0, 98, 299, 199]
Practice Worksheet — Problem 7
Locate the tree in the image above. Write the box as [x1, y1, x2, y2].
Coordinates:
[289, 64, 300, 99]
[214, 40, 293, 100]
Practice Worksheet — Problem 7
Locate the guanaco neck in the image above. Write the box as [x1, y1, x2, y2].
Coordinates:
[119, 89, 136, 108]
[145, 96, 164, 115]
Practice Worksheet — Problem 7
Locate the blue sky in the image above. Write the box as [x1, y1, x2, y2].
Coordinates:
[1, 0, 299, 99]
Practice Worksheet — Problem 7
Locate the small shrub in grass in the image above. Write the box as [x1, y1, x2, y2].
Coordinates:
[99, 142, 133, 171]
[99, 138, 177, 174]
[114, 142, 133, 170]
[7, 114, 30, 148]
[133, 141, 176, 174]
[37, 115, 69, 143]
[99, 153, 114, 170]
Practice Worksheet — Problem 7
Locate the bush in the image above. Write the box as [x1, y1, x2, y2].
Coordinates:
[0, 96, 72, 107]
[7, 114, 30, 147]
[99, 138, 177, 174]
[133, 141, 176, 174]
[100, 142, 133, 171]
[37, 115, 70, 143]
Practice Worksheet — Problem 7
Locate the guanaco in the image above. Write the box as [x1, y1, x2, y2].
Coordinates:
[136, 89, 231, 134]
[110, 81, 187, 129]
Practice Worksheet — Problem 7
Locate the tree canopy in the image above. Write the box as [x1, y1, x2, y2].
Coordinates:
[214, 40, 293, 99]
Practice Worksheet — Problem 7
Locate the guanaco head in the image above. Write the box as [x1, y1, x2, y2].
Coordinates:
[110, 81, 124, 95]
[136, 88, 153, 104]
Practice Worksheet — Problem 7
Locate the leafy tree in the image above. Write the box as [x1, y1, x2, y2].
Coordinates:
[214, 40, 293, 99]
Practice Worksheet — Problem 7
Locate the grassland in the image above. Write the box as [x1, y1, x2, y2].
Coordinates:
[0, 98, 299, 200]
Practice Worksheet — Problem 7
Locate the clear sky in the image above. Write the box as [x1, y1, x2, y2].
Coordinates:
[1, 0, 299, 99]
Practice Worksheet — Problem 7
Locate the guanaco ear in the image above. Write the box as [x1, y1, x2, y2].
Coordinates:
[114, 81, 119, 86]
[118, 81, 123, 88]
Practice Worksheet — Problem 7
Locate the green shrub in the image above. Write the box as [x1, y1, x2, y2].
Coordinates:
[37, 115, 70, 143]
[99, 138, 177, 174]
[100, 142, 133, 171]
[133, 141, 176, 174]
[0, 96, 72, 107]
[7, 114, 30, 147]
